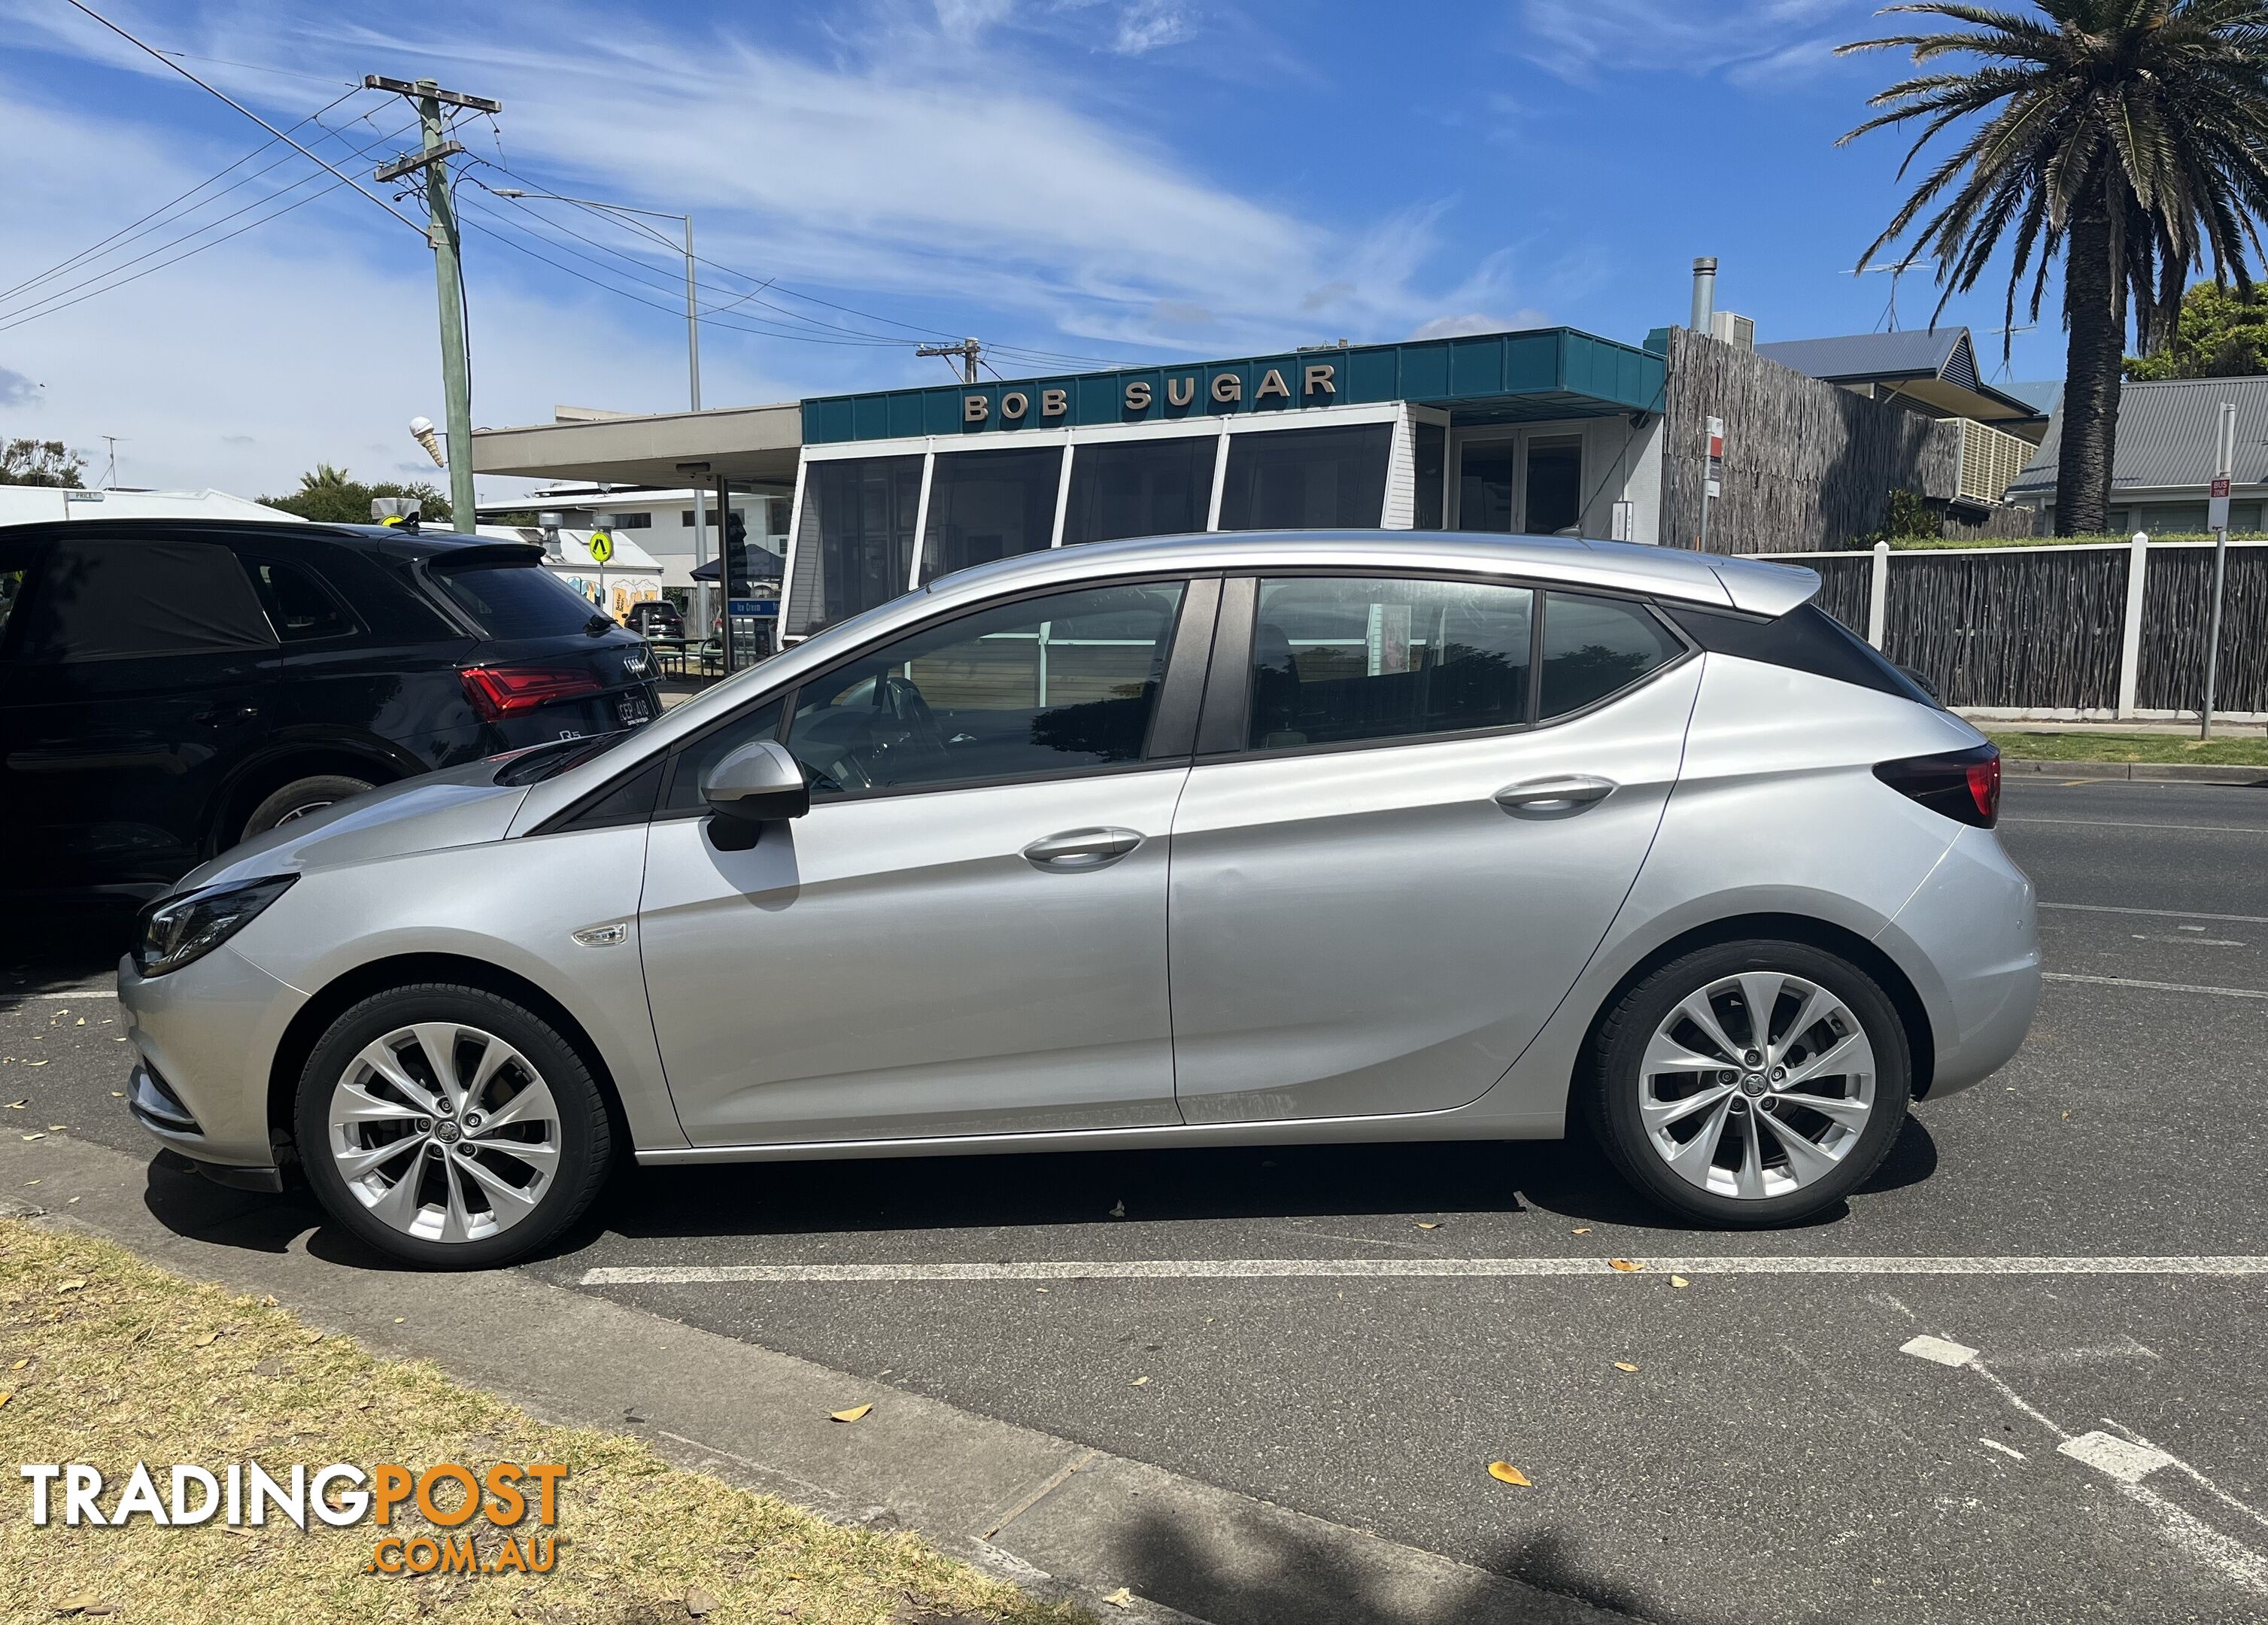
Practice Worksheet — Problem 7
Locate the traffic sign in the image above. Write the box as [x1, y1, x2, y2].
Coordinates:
[588, 528, 615, 565]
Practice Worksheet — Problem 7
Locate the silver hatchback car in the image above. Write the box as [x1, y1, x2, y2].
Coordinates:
[118, 532, 2039, 1267]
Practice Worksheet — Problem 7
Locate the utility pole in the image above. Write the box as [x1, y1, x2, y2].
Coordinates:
[2202, 400, 2238, 739]
[917, 338, 984, 383]
[366, 74, 499, 530]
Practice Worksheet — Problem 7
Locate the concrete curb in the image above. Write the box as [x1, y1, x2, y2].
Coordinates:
[0, 1131, 1634, 1625]
[2004, 757, 2268, 785]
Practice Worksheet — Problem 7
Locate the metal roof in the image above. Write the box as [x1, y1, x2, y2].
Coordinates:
[1756, 328, 1972, 382]
[2006, 375, 2268, 497]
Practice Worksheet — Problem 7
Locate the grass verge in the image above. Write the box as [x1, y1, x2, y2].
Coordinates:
[1985, 729, 2268, 767]
[0, 1220, 1086, 1625]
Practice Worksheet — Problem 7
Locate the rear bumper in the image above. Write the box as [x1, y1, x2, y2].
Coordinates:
[1880, 825, 2042, 1098]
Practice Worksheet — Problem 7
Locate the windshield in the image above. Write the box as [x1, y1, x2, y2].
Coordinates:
[432, 561, 606, 639]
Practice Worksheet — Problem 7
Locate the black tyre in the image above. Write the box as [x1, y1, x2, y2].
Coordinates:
[1584, 940, 1910, 1228]
[293, 983, 614, 1268]
[241, 774, 376, 842]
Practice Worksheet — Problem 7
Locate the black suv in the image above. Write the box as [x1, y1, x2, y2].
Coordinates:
[0, 519, 662, 904]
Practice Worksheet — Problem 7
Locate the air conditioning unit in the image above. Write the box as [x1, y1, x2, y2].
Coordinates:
[1711, 311, 1756, 349]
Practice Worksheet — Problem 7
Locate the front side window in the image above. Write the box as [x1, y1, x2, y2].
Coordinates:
[920, 445, 1064, 582]
[786, 582, 1185, 795]
[1538, 592, 1683, 718]
[1247, 576, 1532, 750]
[1216, 423, 1392, 530]
[17, 539, 275, 661]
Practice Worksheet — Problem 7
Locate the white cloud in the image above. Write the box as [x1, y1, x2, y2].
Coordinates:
[1516, 0, 1866, 87]
[0, 365, 41, 407]
[1113, 0, 1195, 54]
[1410, 310, 1548, 340]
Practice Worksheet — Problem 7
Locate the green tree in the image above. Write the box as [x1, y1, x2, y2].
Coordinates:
[2125, 282, 2268, 378]
[0, 438, 87, 487]
[1840, 3, 2268, 536]
[257, 463, 451, 524]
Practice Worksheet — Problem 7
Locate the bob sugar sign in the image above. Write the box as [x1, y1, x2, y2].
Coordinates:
[961, 360, 1341, 427]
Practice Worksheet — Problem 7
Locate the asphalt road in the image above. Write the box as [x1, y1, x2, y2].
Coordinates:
[8, 776, 2268, 1623]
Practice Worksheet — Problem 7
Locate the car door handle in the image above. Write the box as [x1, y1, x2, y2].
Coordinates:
[1494, 775, 1616, 816]
[1022, 828, 1145, 869]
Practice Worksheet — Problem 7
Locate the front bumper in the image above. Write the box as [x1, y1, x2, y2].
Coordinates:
[1881, 825, 2042, 1098]
[116, 944, 307, 1177]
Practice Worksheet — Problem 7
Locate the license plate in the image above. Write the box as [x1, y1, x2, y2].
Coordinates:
[617, 694, 654, 727]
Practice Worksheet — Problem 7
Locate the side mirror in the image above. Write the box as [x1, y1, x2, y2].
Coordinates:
[702, 740, 809, 839]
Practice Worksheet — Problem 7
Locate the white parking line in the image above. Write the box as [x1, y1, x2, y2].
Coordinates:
[2044, 971, 2268, 1001]
[581, 1255, 2268, 1286]
[2, 986, 116, 1002]
[2061, 1431, 2177, 1484]
[2042, 901, 2268, 925]
[2004, 816, 2268, 834]
[1900, 1334, 1979, 1366]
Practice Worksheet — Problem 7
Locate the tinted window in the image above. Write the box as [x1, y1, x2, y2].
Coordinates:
[663, 700, 784, 813]
[0, 539, 40, 654]
[17, 539, 275, 661]
[921, 445, 1064, 582]
[430, 562, 602, 639]
[786, 582, 1184, 796]
[1662, 601, 1936, 706]
[245, 559, 356, 642]
[1248, 576, 1533, 750]
[1538, 593, 1683, 718]
[1217, 424, 1391, 530]
[1062, 436, 1216, 545]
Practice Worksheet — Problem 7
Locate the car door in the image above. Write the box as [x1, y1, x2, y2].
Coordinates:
[0, 530, 282, 899]
[637, 576, 1213, 1146]
[1167, 574, 1700, 1124]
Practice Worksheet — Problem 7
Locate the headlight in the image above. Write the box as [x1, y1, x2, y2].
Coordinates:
[133, 875, 298, 978]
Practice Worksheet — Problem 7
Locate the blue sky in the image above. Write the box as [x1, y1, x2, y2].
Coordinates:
[0, 0, 2072, 499]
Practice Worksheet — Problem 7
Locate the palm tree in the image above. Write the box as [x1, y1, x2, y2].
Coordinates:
[1840, 2, 2268, 535]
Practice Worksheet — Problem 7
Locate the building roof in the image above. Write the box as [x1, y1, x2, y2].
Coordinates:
[1754, 327, 2048, 436]
[2005, 375, 2268, 498]
[471, 401, 803, 490]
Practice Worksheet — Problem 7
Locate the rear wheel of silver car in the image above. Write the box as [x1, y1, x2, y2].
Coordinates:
[294, 984, 613, 1268]
[1586, 941, 1910, 1228]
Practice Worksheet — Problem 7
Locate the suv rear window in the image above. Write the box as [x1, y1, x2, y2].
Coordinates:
[430, 561, 603, 639]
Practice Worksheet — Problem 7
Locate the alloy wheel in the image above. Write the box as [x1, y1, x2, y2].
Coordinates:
[1638, 970, 1877, 1201]
[325, 1022, 562, 1245]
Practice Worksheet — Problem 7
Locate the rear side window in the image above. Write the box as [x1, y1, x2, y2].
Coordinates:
[244, 559, 357, 642]
[1662, 602, 1936, 706]
[430, 562, 602, 639]
[1248, 576, 1533, 750]
[1538, 593, 1684, 718]
[17, 539, 275, 661]
[0, 538, 41, 655]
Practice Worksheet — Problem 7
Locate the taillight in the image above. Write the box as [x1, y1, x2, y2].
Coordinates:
[459, 664, 604, 721]
[1872, 743, 2000, 829]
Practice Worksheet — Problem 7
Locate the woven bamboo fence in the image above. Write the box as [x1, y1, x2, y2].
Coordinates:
[1878, 548, 2125, 709]
[1662, 330, 1962, 555]
[2138, 547, 2268, 713]
[1806, 554, 1873, 633]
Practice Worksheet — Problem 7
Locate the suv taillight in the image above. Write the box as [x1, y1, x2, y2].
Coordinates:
[460, 664, 604, 721]
[1873, 743, 2000, 829]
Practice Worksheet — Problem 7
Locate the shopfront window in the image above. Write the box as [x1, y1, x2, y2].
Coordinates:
[785, 581, 1185, 795]
[1216, 423, 1392, 531]
[1525, 436, 1583, 535]
[1062, 435, 1217, 545]
[920, 445, 1065, 583]
[1247, 576, 1533, 750]
[787, 455, 922, 636]
[1457, 441, 1516, 532]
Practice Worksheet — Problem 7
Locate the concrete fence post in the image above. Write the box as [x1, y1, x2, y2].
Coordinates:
[2117, 532, 2151, 719]
[1866, 541, 1890, 648]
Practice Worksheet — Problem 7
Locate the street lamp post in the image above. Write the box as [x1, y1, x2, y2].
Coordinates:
[493, 188, 709, 630]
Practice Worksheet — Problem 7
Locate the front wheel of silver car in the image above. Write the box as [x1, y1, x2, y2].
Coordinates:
[295, 984, 614, 1268]
[1586, 941, 1911, 1228]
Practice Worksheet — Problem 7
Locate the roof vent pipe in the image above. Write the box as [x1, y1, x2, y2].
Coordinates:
[1691, 257, 1718, 336]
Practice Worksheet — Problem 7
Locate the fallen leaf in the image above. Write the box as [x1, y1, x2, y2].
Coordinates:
[829, 1403, 873, 1423]
[74, 1019, 84, 1026]
[1130, 1375, 1150, 1387]
[23, 1059, 46, 1067]
[55, 1593, 99, 1615]
[1614, 1362, 1639, 1373]
[1671, 1275, 1691, 1289]
[1415, 1221, 1441, 1229]
[684, 1584, 719, 1617]
[20, 1133, 43, 1141]
[1571, 1226, 1591, 1235]
[1486, 1461, 1532, 1487]
[54, 1279, 85, 1293]
[1608, 1258, 1644, 1273]
[46, 1125, 65, 1131]
[2, 1100, 23, 1109]
[9, 1359, 27, 1369]
[1109, 1200, 1126, 1218]
[305, 1331, 325, 1344]
[260, 1295, 278, 1308]
[0, 1393, 11, 1408]
[1101, 1587, 1135, 1608]
[190, 1332, 221, 1348]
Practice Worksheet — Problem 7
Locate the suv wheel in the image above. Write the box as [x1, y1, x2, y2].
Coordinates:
[1586, 941, 1910, 1227]
[241, 774, 375, 842]
[294, 983, 614, 1268]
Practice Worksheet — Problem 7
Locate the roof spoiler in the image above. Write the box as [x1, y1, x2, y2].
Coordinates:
[1707, 553, 1821, 618]
[421, 539, 549, 570]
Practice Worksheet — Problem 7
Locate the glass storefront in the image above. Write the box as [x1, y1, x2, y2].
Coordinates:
[787, 454, 921, 636]
[1216, 423, 1392, 530]
[919, 445, 1065, 583]
[1062, 434, 1217, 545]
